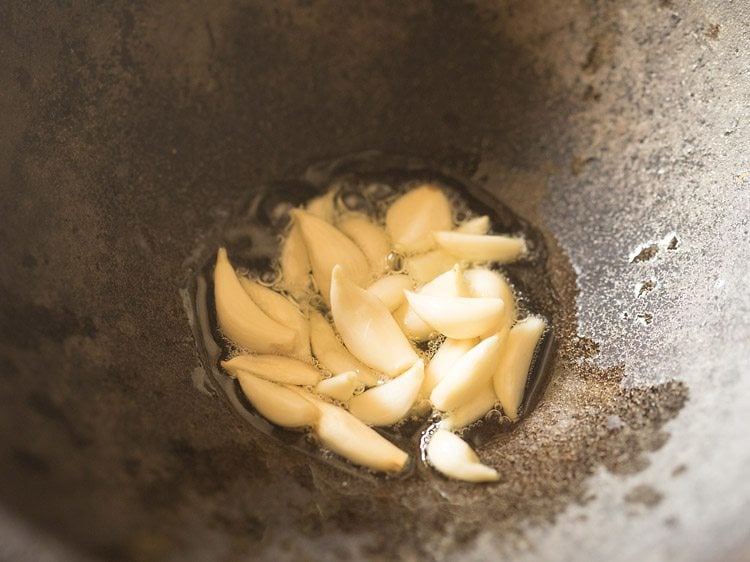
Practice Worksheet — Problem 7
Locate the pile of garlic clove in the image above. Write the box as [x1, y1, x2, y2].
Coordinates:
[214, 183, 547, 482]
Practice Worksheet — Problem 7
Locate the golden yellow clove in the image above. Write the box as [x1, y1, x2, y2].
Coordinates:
[235, 372, 319, 428]
[214, 248, 296, 355]
[433, 231, 527, 263]
[386, 185, 453, 254]
[330, 266, 418, 376]
[222, 354, 321, 386]
[426, 429, 499, 482]
[493, 316, 547, 420]
[349, 359, 424, 426]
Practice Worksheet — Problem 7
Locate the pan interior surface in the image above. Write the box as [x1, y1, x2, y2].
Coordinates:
[0, 1, 748, 561]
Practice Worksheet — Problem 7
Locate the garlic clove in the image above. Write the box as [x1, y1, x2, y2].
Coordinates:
[239, 277, 311, 360]
[426, 429, 499, 482]
[312, 398, 409, 472]
[235, 371, 319, 428]
[349, 359, 424, 426]
[404, 291, 505, 339]
[338, 213, 392, 277]
[386, 184, 453, 254]
[214, 248, 296, 355]
[493, 316, 547, 421]
[315, 371, 364, 402]
[305, 190, 336, 223]
[330, 265, 418, 376]
[308, 311, 379, 386]
[404, 249, 456, 286]
[279, 223, 311, 299]
[430, 332, 506, 411]
[421, 263, 469, 297]
[455, 215, 491, 235]
[221, 354, 321, 386]
[293, 209, 370, 304]
[437, 381, 498, 431]
[464, 268, 517, 336]
[421, 337, 478, 397]
[393, 302, 434, 342]
[366, 274, 413, 312]
[396, 264, 468, 341]
[434, 231, 527, 263]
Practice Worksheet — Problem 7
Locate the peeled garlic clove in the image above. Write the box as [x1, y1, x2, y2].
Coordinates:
[236, 372, 319, 428]
[421, 337, 478, 397]
[396, 264, 468, 341]
[309, 311, 379, 386]
[222, 354, 321, 386]
[338, 213, 391, 276]
[314, 399, 409, 472]
[306, 190, 336, 222]
[404, 249, 456, 286]
[349, 359, 424, 426]
[315, 371, 364, 402]
[430, 333, 505, 411]
[393, 302, 434, 341]
[404, 291, 504, 339]
[426, 429, 499, 482]
[239, 278, 311, 360]
[437, 381, 498, 431]
[464, 268, 517, 335]
[434, 231, 527, 263]
[330, 266, 418, 376]
[455, 215, 491, 235]
[279, 224, 311, 298]
[386, 184, 453, 254]
[493, 316, 547, 421]
[214, 248, 296, 355]
[422, 263, 468, 297]
[366, 275, 413, 311]
[293, 209, 370, 304]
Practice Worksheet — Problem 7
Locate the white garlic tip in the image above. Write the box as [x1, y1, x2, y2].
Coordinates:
[308, 311, 379, 387]
[315, 371, 363, 402]
[404, 249, 456, 286]
[221, 354, 321, 386]
[386, 184, 453, 254]
[349, 359, 425, 426]
[239, 277, 311, 360]
[279, 223, 311, 299]
[455, 215, 491, 235]
[330, 265, 418, 377]
[437, 381, 498, 431]
[293, 209, 370, 304]
[396, 264, 468, 341]
[214, 248, 296, 355]
[235, 371, 319, 428]
[426, 429, 499, 482]
[464, 268, 517, 335]
[313, 399, 409, 473]
[366, 275, 413, 312]
[404, 291, 505, 340]
[433, 231, 527, 263]
[420, 337, 478, 398]
[420, 263, 469, 297]
[338, 214, 392, 277]
[430, 332, 505, 412]
[493, 316, 547, 421]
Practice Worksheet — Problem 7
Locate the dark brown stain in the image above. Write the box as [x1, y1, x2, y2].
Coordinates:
[705, 23, 720, 40]
[624, 484, 664, 508]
